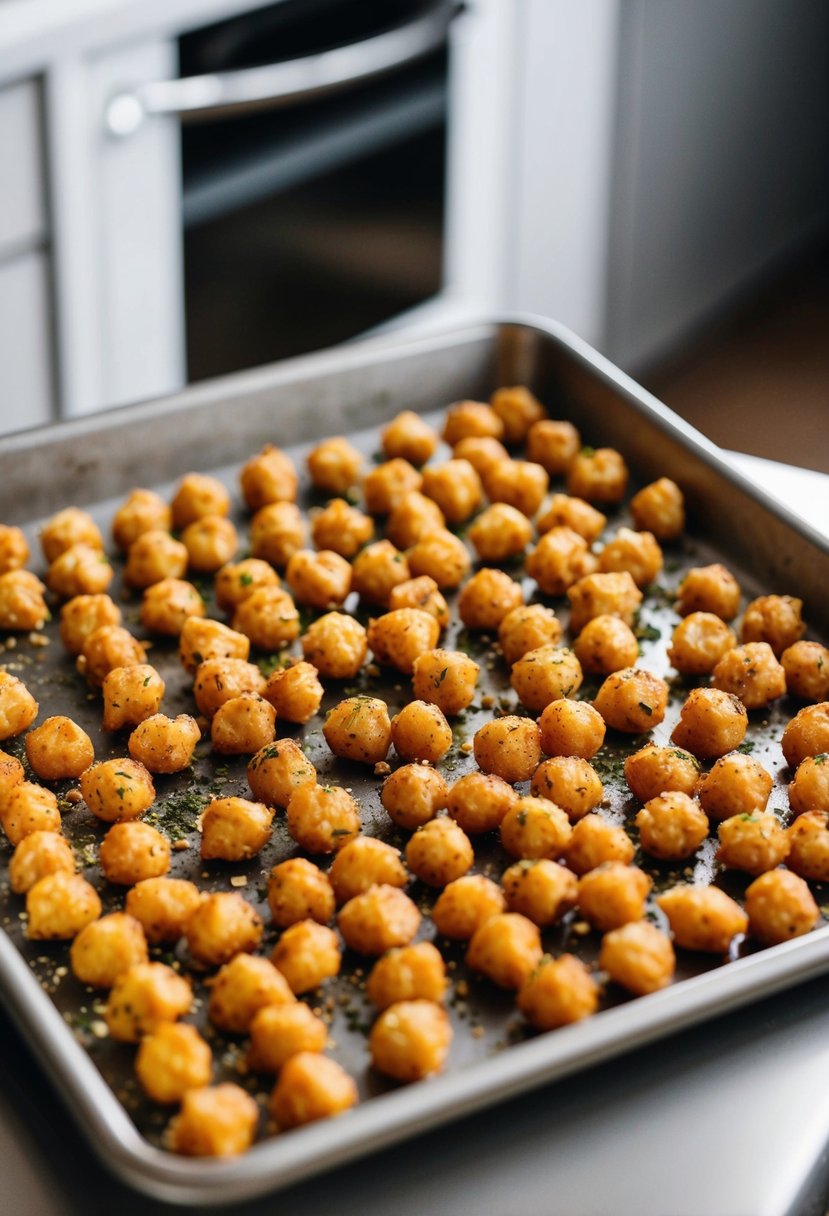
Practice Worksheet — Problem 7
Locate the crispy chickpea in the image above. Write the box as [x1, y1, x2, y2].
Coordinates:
[636, 792, 709, 860]
[272, 920, 341, 993]
[594, 667, 668, 734]
[511, 645, 582, 712]
[136, 1023, 212, 1104]
[407, 529, 471, 590]
[181, 515, 238, 573]
[111, 488, 172, 551]
[599, 921, 676, 995]
[716, 811, 788, 875]
[474, 716, 542, 783]
[782, 641, 829, 703]
[446, 771, 517, 835]
[248, 738, 316, 808]
[500, 795, 572, 860]
[406, 817, 474, 887]
[0, 570, 48, 630]
[231, 586, 300, 650]
[40, 507, 103, 563]
[539, 699, 606, 760]
[502, 859, 578, 927]
[567, 571, 642, 634]
[366, 943, 446, 1011]
[391, 701, 452, 764]
[0, 782, 61, 844]
[59, 593, 121, 655]
[467, 503, 533, 563]
[744, 870, 819, 945]
[125, 877, 202, 944]
[240, 444, 297, 510]
[442, 400, 504, 444]
[388, 575, 450, 630]
[573, 615, 639, 675]
[186, 891, 263, 967]
[270, 1053, 357, 1129]
[307, 437, 363, 496]
[452, 435, 509, 476]
[490, 385, 545, 444]
[530, 756, 602, 821]
[565, 813, 634, 875]
[324, 696, 391, 765]
[80, 758, 155, 823]
[179, 616, 250, 674]
[697, 753, 773, 820]
[498, 604, 562, 666]
[351, 539, 411, 606]
[47, 543, 113, 598]
[207, 953, 294, 1033]
[169, 1084, 257, 1157]
[9, 831, 75, 895]
[268, 858, 334, 927]
[286, 548, 351, 608]
[412, 647, 479, 716]
[0, 523, 28, 572]
[311, 498, 374, 558]
[69, 912, 148, 988]
[536, 493, 606, 542]
[459, 568, 523, 632]
[249, 501, 306, 567]
[286, 783, 361, 853]
[712, 641, 787, 709]
[577, 862, 651, 930]
[0, 747, 23, 798]
[248, 1003, 327, 1073]
[194, 657, 265, 718]
[790, 755, 829, 815]
[329, 836, 407, 904]
[140, 578, 205, 636]
[670, 688, 749, 759]
[629, 477, 685, 541]
[25, 716, 94, 780]
[26, 872, 101, 940]
[211, 693, 276, 755]
[124, 531, 187, 589]
[386, 491, 446, 551]
[676, 563, 741, 620]
[171, 473, 230, 529]
[517, 954, 599, 1031]
[668, 612, 737, 675]
[363, 458, 422, 515]
[431, 874, 505, 940]
[129, 713, 200, 774]
[466, 912, 542, 989]
[624, 743, 700, 803]
[370, 999, 452, 1082]
[786, 810, 829, 882]
[80, 624, 146, 688]
[338, 884, 420, 954]
[264, 661, 323, 724]
[741, 594, 805, 655]
[598, 527, 663, 588]
[200, 796, 273, 861]
[782, 703, 829, 769]
[526, 419, 581, 475]
[104, 962, 191, 1041]
[382, 410, 439, 465]
[526, 527, 596, 597]
[99, 821, 170, 885]
[566, 447, 628, 503]
[483, 459, 549, 518]
[367, 608, 440, 675]
[382, 764, 448, 830]
[214, 558, 279, 613]
[101, 664, 165, 732]
[302, 612, 368, 680]
[657, 884, 748, 953]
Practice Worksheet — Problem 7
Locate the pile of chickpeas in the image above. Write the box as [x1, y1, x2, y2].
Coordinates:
[1, 384, 828, 1161]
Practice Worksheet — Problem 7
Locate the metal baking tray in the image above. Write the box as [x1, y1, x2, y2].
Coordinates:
[1, 316, 828, 1205]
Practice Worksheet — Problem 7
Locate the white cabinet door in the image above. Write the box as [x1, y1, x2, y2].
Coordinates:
[0, 253, 54, 434]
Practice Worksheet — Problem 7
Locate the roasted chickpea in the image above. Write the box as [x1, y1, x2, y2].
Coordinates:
[442, 400, 504, 444]
[744, 869, 819, 945]
[40, 507, 103, 563]
[490, 385, 545, 444]
[207, 953, 293, 1033]
[181, 515, 238, 574]
[386, 492, 446, 552]
[526, 419, 581, 475]
[459, 568, 523, 632]
[171, 473, 230, 529]
[211, 693, 276, 755]
[599, 921, 676, 995]
[366, 942, 446, 1011]
[566, 447, 628, 503]
[629, 477, 685, 541]
[573, 615, 639, 675]
[363, 458, 422, 515]
[214, 558, 280, 613]
[105, 961, 191, 1041]
[286, 783, 361, 854]
[781, 641, 829, 703]
[636, 792, 709, 861]
[538, 699, 606, 760]
[263, 661, 322, 725]
[69, 912, 148, 988]
[511, 645, 582, 712]
[0, 747, 24, 799]
[179, 617, 250, 674]
[129, 713, 201, 774]
[268, 858, 335, 927]
[657, 884, 748, 953]
[231, 586, 300, 650]
[446, 771, 516, 835]
[565, 813, 635, 875]
[668, 612, 737, 675]
[577, 862, 651, 930]
[285, 548, 351, 608]
[531, 756, 602, 821]
[0, 570, 48, 630]
[140, 578, 206, 636]
[124, 531, 187, 589]
[306, 436, 362, 496]
[382, 410, 439, 465]
[338, 884, 421, 955]
[25, 716, 94, 780]
[311, 498, 374, 558]
[407, 529, 471, 590]
[186, 891, 264, 967]
[0, 523, 28, 572]
[99, 821, 170, 885]
[302, 612, 367, 680]
[741, 594, 805, 656]
[200, 796, 273, 861]
[594, 667, 668, 734]
[101, 664, 165, 732]
[712, 641, 787, 709]
[80, 624, 146, 688]
[452, 435, 509, 477]
[370, 999, 452, 1082]
[269, 1053, 357, 1129]
[624, 743, 700, 803]
[193, 657, 265, 718]
[9, 831, 75, 895]
[136, 1023, 212, 1104]
[391, 701, 452, 764]
[125, 877, 202, 944]
[474, 716, 542, 784]
[329, 836, 407, 905]
[367, 608, 440, 675]
[483, 459, 549, 517]
[0, 782, 61, 844]
[249, 501, 306, 567]
[248, 1003, 327, 1073]
[789, 755, 829, 815]
[323, 696, 392, 765]
[79, 758, 155, 823]
[670, 688, 748, 759]
[47, 543, 113, 598]
[248, 738, 316, 808]
[498, 603, 562, 666]
[111, 488, 172, 551]
[786, 810, 829, 882]
[716, 811, 788, 875]
[412, 647, 479, 716]
[431, 873, 505, 940]
[406, 816, 474, 887]
[26, 872, 101, 940]
[169, 1084, 257, 1157]
[59, 593, 121, 655]
[240, 444, 297, 510]
[467, 503, 532, 564]
[351, 539, 411, 606]
[697, 753, 773, 820]
[466, 912, 542, 989]
[567, 570, 642, 634]
[518, 953, 599, 1030]
[676, 563, 741, 620]
[598, 527, 663, 588]
[526, 527, 596, 597]
[381, 763, 448, 831]
[500, 795, 572, 860]
[536, 493, 606, 542]
[501, 858, 578, 927]
[388, 575, 450, 630]
[782, 703, 829, 770]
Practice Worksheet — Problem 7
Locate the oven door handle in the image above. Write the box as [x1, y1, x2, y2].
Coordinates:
[105, 0, 461, 137]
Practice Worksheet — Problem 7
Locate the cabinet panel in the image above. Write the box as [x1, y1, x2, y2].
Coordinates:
[0, 80, 47, 259]
[0, 253, 54, 434]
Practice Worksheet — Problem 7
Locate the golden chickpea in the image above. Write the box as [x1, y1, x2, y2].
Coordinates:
[498, 604, 562, 666]
[247, 739, 316, 809]
[474, 716, 542, 784]
[182, 515, 239, 574]
[577, 862, 651, 930]
[0, 570, 48, 630]
[452, 435, 509, 476]
[9, 831, 75, 895]
[272, 920, 341, 993]
[502, 859, 578, 927]
[676, 563, 741, 620]
[193, 660, 264, 724]
[744, 869, 819, 945]
[179, 616, 250, 674]
[483, 460, 549, 518]
[111, 488, 172, 551]
[40, 507, 103, 563]
[124, 531, 187, 589]
[636, 792, 709, 860]
[125, 877, 202, 944]
[459, 568, 523, 632]
[657, 884, 748, 953]
[140, 578, 206, 636]
[467, 503, 533, 563]
[568, 570, 642, 635]
[207, 953, 294, 1033]
[442, 400, 504, 444]
[530, 756, 602, 821]
[391, 701, 452, 764]
[526, 419, 581, 475]
[323, 696, 392, 765]
[250, 501, 306, 567]
[381, 763, 448, 830]
[624, 743, 700, 803]
[69, 912, 148, 987]
[268, 858, 334, 927]
[105, 962, 191, 1041]
[59, 593, 121, 655]
[786, 810, 829, 882]
[412, 647, 479, 716]
[573, 615, 639, 676]
[407, 529, 471, 589]
[388, 575, 450, 630]
[386, 491, 445, 551]
[536, 493, 606, 542]
[171, 473, 230, 529]
[80, 624, 146, 688]
[285, 548, 351, 608]
[136, 1023, 212, 1104]
[490, 385, 546, 444]
[99, 821, 170, 885]
[599, 921, 676, 995]
[248, 1003, 327, 1073]
[370, 999, 452, 1082]
[526, 527, 596, 597]
[231, 586, 300, 650]
[670, 688, 748, 759]
[0, 782, 61, 845]
[311, 498, 374, 558]
[200, 796, 274, 861]
[538, 699, 606, 760]
[365, 942, 447, 1011]
[382, 410, 439, 465]
[446, 771, 516, 835]
[668, 612, 737, 675]
[351, 539, 411, 605]
[101, 664, 165, 732]
[466, 912, 542, 989]
[367, 608, 440, 674]
[629, 477, 685, 541]
[790, 754, 829, 815]
[782, 641, 829, 703]
[264, 661, 323, 724]
[25, 716, 94, 780]
[405, 816, 474, 887]
[240, 444, 298, 510]
[128, 713, 200, 774]
[0, 523, 28, 572]
[511, 644, 583, 711]
[741, 594, 805, 656]
[169, 1084, 257, 1157]
[431, 874, 505, 940]
[782, 703, 829, 769]
[211, 693, 276, 755]
[598, 527, 663, 588]
[517, 954, 599, 1031]
[214, 558, 280, 614]
[47, 543, 113, 598]
[697, 753, 772, 820]
[26, 871, 101, 940]
[286, 783, 361, 853]
[270, 1053, 357, 1129]
[186, 891, 264, 967]
[0, 746, 23, 798]
[566, 447, 628, 503]
[565, 813, 634, 875]
[500, 795, 572, 860]
[594, 667, 668, 734]
[716, 811, 788, 875]
[328, 836, 408, 905]
[338, 884, 421, 955]
[712, 641, 787, 709]
[80, 757, 155, 823]
[363, 458, 422, 515]
[306, 436, 362, 497]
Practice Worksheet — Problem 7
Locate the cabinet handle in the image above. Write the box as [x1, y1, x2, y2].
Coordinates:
[105, 0, 461, 137]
